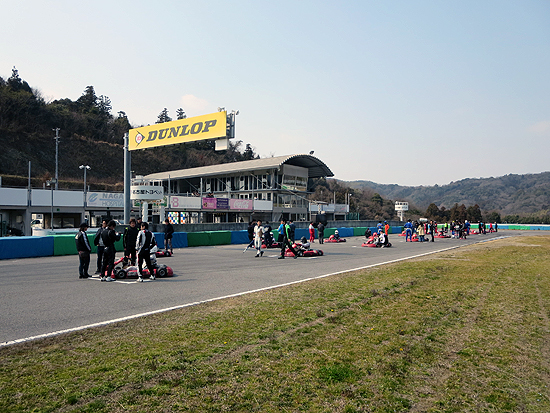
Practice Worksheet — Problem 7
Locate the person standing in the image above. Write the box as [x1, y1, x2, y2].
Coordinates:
[404, 219, 413, 242]
[100, 220, 121, 281]
[164, 218, 175, 254]
[277, 220, 285, 244]
[309, 222, 315, 243]
[263, 221, 274, 247]
[317, 221, 325, 244]
[278, 220, 298, 259]
[243, 221, 255, 253]
[254, 219, 264, 257]
[136, 221, 157, 282]
[94, 219, 107, 274]
[429, 220, 435, 242]
[416, 222, 425, 242]
[123, 218, 139, 266]
[75, 222, 92, 279]
[289, 220, 296, 243]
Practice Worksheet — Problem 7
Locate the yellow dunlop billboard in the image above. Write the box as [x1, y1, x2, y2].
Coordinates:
[128, 111, 227, 151]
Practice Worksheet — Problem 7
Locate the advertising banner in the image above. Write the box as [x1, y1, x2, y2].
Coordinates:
[202, 198, 216, 209]
[216, 198, 230, 209]
[130, 186, 164, 200]
[128, 111, 227, 151]
[87, 192, 124, 208]
[170, 196, 201, 209]
[230, 199, 253, 210]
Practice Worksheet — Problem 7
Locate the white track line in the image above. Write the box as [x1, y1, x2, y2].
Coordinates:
[0, 237, 510, 348]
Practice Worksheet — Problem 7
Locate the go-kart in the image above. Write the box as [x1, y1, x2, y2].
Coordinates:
[362, 235, 392, 248]
[284, 242, 324, 257]
[115, 263, 173, 279]
[262, 241, 281, 249]
[113, 247, 174, 279]
[325, 235, 346, 243]
[156, 249, 172, 257]
[435, 231, 451, 239]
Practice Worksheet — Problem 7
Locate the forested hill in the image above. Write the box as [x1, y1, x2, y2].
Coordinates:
[0, 68, 257, 188]
[347, 172, 550, 216]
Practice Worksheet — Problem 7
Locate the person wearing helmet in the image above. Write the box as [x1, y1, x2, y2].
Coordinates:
[334, 229, 340, 240]
[297, 236, 310, 256]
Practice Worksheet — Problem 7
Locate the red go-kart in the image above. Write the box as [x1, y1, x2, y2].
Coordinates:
[362, 235, 392, 248]
[284, 242, 324, 257]
[155, 249, 172, 257]
[115, 264, 173, 279]
[325, 235, 346, 243]
[112, 248, 174, 279]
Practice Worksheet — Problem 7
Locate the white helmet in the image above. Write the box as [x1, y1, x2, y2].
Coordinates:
[335, 230, 339, 234]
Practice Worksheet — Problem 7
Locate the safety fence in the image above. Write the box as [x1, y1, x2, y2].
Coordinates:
[0, 225, 405, 260]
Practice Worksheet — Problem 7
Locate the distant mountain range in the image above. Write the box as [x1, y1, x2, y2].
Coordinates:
[346, 172, 550, 215]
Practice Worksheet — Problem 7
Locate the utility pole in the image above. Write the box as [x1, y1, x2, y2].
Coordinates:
[53, 128, 60, 190]
[123, 132, 131, 224]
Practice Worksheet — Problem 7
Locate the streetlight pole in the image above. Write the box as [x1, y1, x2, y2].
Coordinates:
[46, 179, 57, 230]
[79, 165, 91, 209]
[53, 128, 60, 190]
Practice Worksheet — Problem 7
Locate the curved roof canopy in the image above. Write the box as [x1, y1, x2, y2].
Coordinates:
[144, 154, 334, 181]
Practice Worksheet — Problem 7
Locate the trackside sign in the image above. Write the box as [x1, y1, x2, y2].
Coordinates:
[128, 111, 227, 151]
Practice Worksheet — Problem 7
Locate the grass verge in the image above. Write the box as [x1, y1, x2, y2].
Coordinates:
[2, 235, 550, 412]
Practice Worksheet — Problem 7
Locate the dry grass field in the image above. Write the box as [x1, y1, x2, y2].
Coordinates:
[1, 235, 550, 412]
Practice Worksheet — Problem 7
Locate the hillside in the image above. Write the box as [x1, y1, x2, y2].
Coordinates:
[347, 172, 550, 216]
[2, 67, 548, 221]
[0, 68, 256, 186]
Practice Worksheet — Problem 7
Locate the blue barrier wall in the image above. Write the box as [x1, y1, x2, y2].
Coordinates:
[0, 236, 54, 260]
[0, 225, 535, 260]
[231, 230, 250, 245]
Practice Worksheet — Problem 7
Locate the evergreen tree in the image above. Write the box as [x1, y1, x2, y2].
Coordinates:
[7, 67, 32, 93]
[77, 86, 97, 112]
[156, 108, 172, 123]
[425, 203, 440, 220]
[176, 108, 186, 119]
[466, 204, 482, 222]
[97, 95, 112, 117]
[243, 143, 255, 160]
[371, 193, 383, 206]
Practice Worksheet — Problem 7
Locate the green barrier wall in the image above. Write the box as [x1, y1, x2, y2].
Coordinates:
[187, 231, 231, 247]
[53, 233, 123, 256]
[53, 234, 79, 256]
[354, 227, 368, 236]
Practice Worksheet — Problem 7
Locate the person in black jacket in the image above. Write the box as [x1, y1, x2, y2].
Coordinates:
[164, 218, 175, 254]
[94, 219, 107, 274]
[75, 222, 91, 279]
[100, 220, 121, 282]
[123, 218, 139, 265]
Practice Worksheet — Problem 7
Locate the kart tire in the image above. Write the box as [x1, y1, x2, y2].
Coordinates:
[318, 250, 323, 256]
[114, 267, 126, 279]
[157, 267, 167, 278]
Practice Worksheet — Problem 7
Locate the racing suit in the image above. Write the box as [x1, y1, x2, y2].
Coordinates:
[136, 229, 157, 278]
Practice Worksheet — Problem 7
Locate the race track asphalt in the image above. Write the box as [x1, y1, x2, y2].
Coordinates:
[0, 230, 518, 346]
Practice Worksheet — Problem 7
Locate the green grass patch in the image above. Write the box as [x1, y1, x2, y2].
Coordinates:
[2, 236, 550, 412]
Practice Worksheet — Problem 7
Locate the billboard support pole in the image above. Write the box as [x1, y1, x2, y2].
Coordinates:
[124, 132, 131, 224]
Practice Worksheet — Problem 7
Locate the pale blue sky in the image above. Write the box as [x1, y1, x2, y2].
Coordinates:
[1, 0, 549, 185]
